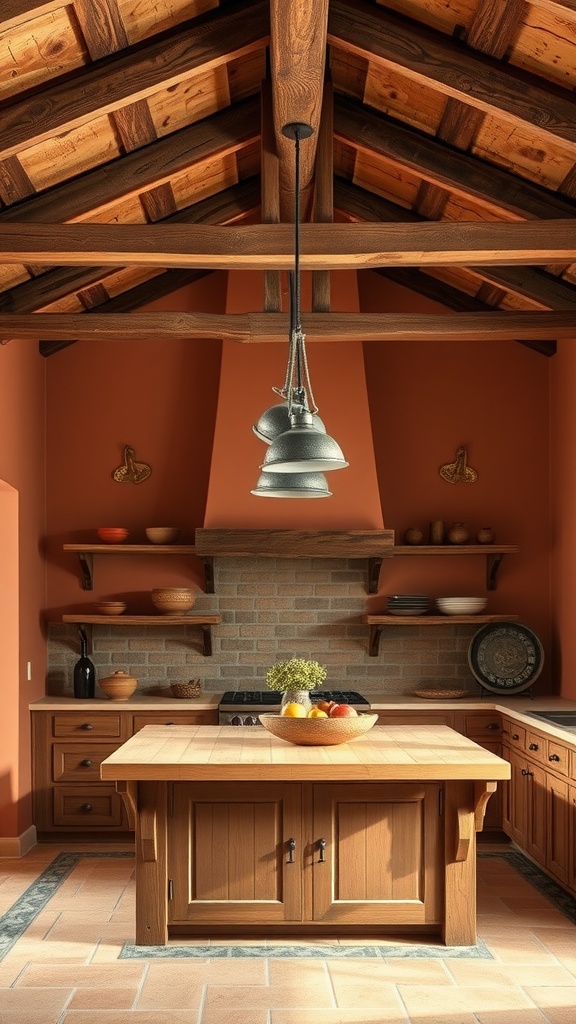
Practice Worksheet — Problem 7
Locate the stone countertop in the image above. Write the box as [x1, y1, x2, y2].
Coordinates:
[29, 693, 220, 712]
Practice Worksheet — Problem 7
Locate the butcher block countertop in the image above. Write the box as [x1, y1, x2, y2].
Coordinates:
[100, 724, 511, 783]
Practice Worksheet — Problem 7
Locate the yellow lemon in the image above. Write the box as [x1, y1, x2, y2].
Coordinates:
[281, 702, 307, 718]
[307, 707, 328, 718]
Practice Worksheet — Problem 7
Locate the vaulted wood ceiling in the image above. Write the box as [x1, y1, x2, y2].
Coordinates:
[2, 0, 576, 356]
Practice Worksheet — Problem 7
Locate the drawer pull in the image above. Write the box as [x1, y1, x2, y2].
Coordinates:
[318, 838, 327, 863]
[528, 743, 539, 751]
[521, 769, 534, 777]
[287, 838, 296, 863]
[81, 723, 94, 731]
[512, 734, 519, 740]
[80, 803, 93, 812]
[487, 723, 499, 730]
[549, 754, 561, 762]
[80, 759, 93, 767]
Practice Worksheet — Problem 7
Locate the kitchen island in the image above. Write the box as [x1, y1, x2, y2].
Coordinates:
[101, 723, 510, 946]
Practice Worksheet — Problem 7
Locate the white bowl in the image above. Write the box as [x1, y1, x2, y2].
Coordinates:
[436, 597, 487, 615]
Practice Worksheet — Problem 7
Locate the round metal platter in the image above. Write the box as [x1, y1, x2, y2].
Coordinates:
[468, 621, 544, 694]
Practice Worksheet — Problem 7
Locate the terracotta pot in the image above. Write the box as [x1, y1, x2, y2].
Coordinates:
[98, 671, 138, 700]
[476, 526, 495, 544]
[403, 527, 424, 545]
[97, 527, 129, 543]
[151, 587, 195, 614]
[447, 522, 470, 545]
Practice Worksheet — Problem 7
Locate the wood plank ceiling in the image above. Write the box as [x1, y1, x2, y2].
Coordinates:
[2, 0, 576, 355]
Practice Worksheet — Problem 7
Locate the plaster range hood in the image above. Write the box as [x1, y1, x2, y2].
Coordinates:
[194, 528, 395, 593]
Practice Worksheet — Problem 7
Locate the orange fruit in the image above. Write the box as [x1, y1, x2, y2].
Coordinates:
[307, 707, 328, 718]
[281, 702, 307, 718]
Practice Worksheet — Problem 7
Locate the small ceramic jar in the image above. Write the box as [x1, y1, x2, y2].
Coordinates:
[447, 522, 470, 545]
[476, 527, 495, 544]
[403, 527, 424, 545]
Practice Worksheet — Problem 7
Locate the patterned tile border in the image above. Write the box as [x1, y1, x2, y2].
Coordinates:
[1, 849, 574, 963]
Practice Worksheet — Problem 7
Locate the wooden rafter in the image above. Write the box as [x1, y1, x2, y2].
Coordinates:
[3, 310, 576, 344]
[2, 221, 576, 269]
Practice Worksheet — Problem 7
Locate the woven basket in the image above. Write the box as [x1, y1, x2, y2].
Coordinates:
[171, 680, 202, 699]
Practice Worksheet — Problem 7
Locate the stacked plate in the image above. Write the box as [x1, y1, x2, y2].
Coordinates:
[387, 594, 430, 616]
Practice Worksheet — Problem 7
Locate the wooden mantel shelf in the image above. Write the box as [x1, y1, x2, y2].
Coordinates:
[194, 529, 395, 593]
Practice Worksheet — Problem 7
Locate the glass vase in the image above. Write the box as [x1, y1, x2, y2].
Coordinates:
[280, 689, 312, 714]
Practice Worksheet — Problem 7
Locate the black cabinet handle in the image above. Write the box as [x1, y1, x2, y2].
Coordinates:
[487, 723, 500, 731]
[287, 838, 296, 863]
[521, 769, 534, 777]
[80, 723, 94, 731]
[80, 759, 93, 767]
[512, 734, 519, 740]
[549, 754, 560, 762]
[528, 743, 539, 751]
[318, 838, 327, 863]
[80, 803, 93, 812]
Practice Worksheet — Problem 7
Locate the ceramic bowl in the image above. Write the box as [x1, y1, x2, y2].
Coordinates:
[98, 671, 138, 700]
[436, 597, 487, 615]
[94, 600, 127, 616]
[151, 587, 196, 614]
[97, 527, 129, 543]
[259, 712, 379, 746]
[145, 527, 181, 545]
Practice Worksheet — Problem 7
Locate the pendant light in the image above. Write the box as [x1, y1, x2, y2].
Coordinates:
[251, 471, 332, 498]
[253, 122, 348, 484]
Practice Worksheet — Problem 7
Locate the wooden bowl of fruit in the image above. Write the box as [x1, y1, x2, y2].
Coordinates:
[259, 704, 378, 746]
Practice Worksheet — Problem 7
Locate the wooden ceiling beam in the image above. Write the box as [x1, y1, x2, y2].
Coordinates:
[3, 310, 576, 344]
[269, 0, 328, 219]
[0, 0, 65, 32]
[334, 178, 576, 311]
[329, 0, 576, 149]
[0, 1, 268, 162]
[334, 95, 576, 223]
[0, 96, 260, 225]
[2, 220, 576, 269]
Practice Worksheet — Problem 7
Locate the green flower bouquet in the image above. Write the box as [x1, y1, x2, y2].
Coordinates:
[266, 658, 327, 712]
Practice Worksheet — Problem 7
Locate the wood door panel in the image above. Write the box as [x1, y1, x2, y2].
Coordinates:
[169, 782, 302, 924]
[312, 783, 441, 925]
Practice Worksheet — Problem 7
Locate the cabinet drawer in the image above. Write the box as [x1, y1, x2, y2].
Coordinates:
[53, 744, 119, 782]
[462, 713, 501, 737]
[52, 713, 123, 738]
[501, 722, 526, 749]
[547, 741, 570, 777]
[526, 731, 547, 765]
[132, 712, 216, 731]
[53, 786, 125, 827]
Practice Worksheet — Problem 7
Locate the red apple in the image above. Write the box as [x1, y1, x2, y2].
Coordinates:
[315, 699, 337, 714]
[329, 703, 358, 717]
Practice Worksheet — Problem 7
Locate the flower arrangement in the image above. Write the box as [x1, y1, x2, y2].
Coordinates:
[266, 657, 327, 692]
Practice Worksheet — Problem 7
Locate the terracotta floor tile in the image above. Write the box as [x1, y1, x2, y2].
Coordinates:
[0, 987, 71, 1023]
[523, 985, 576, 1021]
[398, 983, 536, 1015]
[446, 961, 575, 987]
[201, 1011, 269, 1024]
[204, 983, 334, 1009]
[270, 1013, 409, 1024]
[16, 963, 145, 987]
[67, 986, 138, 1009]
[62, 1013, 199, 1023]
[474, 1012, 551, 1024]
[268, 959, 332, 985]
[329, 959, 452, 986]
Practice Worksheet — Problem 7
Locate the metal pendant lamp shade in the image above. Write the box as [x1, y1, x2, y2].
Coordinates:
[261, 409, 349, 473]
[251, 470, 332, 498]
[253, 399, 326, 444]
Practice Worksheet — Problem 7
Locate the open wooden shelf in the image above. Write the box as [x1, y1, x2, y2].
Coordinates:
[389, 545, 519, 591]
[364, 613, 520, 657]
[63, 544, 204, 591]
[62, 613, 221, 656]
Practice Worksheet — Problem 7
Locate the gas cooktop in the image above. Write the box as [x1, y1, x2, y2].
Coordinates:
[219, 690, 370, 709]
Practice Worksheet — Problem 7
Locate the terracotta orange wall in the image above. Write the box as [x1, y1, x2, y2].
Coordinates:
[550, 339, 576, 699]
[204, 270, 384, 528]
[358, 272, 553, 691]
[45, 274, 227, 615]
[0, 339, 46, 838]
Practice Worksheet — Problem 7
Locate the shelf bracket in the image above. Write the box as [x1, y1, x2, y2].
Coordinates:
[486, 552, 504, 591]
[201, 625, 213, 657]
[367, 557, 383, 594]
[201, 557, 214, 594]
[76, 552, 94, 591]
[368, 624, 382, 657]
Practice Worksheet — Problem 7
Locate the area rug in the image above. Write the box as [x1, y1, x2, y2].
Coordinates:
[1, 850, 575, 963]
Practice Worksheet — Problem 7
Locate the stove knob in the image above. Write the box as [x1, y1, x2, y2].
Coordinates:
[231, 715, 242, 726]
[244, 716, 257, 726]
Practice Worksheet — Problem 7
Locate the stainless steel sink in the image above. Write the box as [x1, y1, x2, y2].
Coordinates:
[525, 710, 576, 730]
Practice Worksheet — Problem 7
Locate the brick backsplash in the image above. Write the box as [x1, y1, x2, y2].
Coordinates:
[47, 556, 481, 698]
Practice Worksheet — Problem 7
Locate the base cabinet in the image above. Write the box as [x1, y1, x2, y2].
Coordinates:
[167, 781, 442, 930]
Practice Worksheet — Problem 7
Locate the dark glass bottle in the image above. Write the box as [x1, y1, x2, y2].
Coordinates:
[73, 627, 96, 699]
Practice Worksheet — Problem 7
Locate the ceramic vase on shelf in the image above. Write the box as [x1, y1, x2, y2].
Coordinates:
[280, 689, 313, 714]
[429, 520, 445, 545]
[73, 627, 95, 699]
[447, 522, 470, 545]
[403, 527, 424, 545]
[476, 526, 495, 544]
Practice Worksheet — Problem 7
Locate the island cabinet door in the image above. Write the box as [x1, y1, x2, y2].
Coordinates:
[168, 782, 303, 925]
[312, 783, 442, 926]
